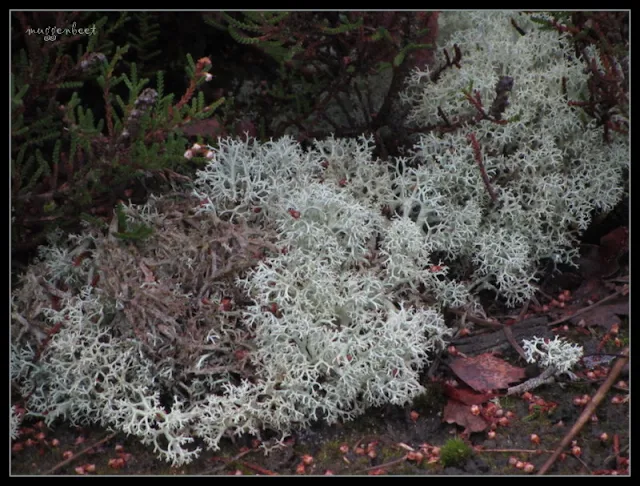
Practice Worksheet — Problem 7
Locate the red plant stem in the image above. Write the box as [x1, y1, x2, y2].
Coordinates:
[172, 57, 212, 115]
[477, 448, 555, 454]
[238, 460, 278, 475]
[103, 79, 114, 138]
[467, 132, 497, 203]
[357, 454, 408, 473]
[464, 91, 485, 116]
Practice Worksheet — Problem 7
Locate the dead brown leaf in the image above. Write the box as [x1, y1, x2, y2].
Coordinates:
[448, 353, 526, 392]
[599, 226, 629, 262]
[443, 399, 490, 434]
[442, 383, 496, 405]
[577, 226, 628, 280]
[563, 278, 629, 331]
[577, 244, 620, 279]
[570, 298, 629, 330]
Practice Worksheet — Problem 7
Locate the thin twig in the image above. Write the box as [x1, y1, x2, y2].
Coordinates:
[546, 289, 625, 327]
[603, 275, 629, 286]
[352, 434, 377, 451]
[603, 442, 629, 469]
[357, 454, 408, 473]
[517, 299, 530, 322]
[503, 325, 527, 361]
[43, 431, 118, 475]
[449, 308, 502, 329]
[202, 448, 256, 475]
[506, 366, 556, 395]
[535, 287, 555, 302]
[467, 132, 498, 203]
[537, 347, 629, 475]
[571, 452, 593, 473]
[477, 448, 555, 454]
[437, 106, 451, 126]
[237, 460, 278, 476]
[504, 299, 531, 361]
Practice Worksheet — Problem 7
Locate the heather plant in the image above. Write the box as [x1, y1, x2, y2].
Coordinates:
[11, 12, 225, 259]
[11, 11, 628, 467]
[205, 11, 439, 154]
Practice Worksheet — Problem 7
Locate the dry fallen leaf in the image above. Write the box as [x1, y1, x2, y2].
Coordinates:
[448, 353, 526, 392]
[577, 244, 620, 279]
[564, 278, 628, 331]
[443, 399, 490, 434]
[442, 383, 496, 405]
[577, 226, 628, 280]
[571, 299, 628, 331]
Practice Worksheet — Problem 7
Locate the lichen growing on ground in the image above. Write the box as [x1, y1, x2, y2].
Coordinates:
[11, 11, 627, 466]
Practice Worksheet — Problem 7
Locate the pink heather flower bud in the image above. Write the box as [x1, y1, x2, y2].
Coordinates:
[184, 149, 194, 160]
[192, 143, 202, 151]
[204, 73, 213, 82]
[205, 151, 215, 160]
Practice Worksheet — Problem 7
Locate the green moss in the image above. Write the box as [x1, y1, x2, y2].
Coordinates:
[314, 438, 346, 463]
[495, 395, 519, 409]
[439, 437, 473, 468]
[522, 404, 554, 424]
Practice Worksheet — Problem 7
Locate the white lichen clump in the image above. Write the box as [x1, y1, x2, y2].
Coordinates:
[522, 336, 584, 374]
[399, 11, 627, 305]
[10, 405, 22, 440]
[10, 11, 626, 466]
